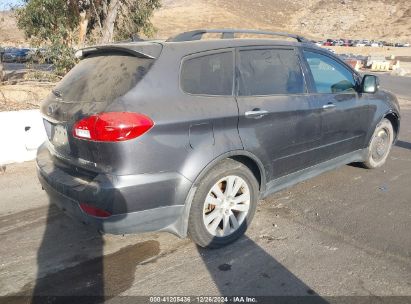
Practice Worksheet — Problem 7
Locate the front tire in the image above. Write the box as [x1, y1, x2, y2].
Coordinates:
[363, 118, 394, 169]
[188, 159, 259, 248]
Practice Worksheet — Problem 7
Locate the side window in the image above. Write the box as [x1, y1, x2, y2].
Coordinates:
[181, 52, 233, 96]
[303, 51, 356, 94]
[238, 48, 305, 96]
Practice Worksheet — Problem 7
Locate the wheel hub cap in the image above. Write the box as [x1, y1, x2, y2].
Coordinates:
[202, 175, 251, 237]
[371, 128, 390, 162]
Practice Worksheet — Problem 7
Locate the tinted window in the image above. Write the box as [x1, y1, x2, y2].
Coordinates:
[303, 51, 356, 93]
[54, 55, 154, 103]
[181, 52, 234, 95]
[238, 48, 305, 96]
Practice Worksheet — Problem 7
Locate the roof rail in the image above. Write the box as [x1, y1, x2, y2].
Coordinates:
[167, 29, 311, 43]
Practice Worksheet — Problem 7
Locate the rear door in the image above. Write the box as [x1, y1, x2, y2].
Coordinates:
[302, 50, 371, 160]
[235, 46, 322, 182]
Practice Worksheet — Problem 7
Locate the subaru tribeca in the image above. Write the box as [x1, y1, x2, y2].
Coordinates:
[36, 29, 400, 248]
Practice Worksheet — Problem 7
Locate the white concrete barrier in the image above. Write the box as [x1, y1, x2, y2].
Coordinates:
[0, 110, 47, 165]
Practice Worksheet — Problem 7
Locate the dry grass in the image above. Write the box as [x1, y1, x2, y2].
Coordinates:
[151, 0, 411, 42]
[0, 11, 25, 45]
[0, 82, 54, 111]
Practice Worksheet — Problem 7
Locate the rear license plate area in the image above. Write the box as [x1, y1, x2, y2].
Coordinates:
[44, 119, 70, 154]
[52, 124, 69, 148]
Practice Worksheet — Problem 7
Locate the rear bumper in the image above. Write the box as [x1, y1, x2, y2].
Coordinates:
[36, 143, 191, 235]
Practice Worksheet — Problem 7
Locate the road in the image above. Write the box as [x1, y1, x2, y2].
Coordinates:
[0, 85, 410, 303]
[379, 74, 411, 100]
[2, 62, 53, 72]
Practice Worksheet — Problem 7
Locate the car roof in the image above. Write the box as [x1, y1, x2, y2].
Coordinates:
[80, 38, 321, 60]
[160, 38, 318, 54]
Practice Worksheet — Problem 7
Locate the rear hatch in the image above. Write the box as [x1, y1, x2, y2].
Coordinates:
[41, 43, 162, 173]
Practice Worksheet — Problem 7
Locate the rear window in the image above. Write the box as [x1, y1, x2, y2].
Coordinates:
[53, 54, 154, 103]
[181, 52, 234, 96]
[238, 48, 305, 96]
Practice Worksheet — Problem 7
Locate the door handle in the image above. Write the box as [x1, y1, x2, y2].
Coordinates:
[245, 109, 268, 119]
[322, 103, 336, 109]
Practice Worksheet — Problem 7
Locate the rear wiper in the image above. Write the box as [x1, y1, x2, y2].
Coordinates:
[52, 89, 62, 98]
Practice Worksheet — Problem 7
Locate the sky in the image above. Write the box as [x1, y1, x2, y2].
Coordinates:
[0, 0, 23, 11]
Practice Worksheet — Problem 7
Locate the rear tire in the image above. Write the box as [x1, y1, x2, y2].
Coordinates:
[188, 159, 259, 248]
[363, 118, 394, 169]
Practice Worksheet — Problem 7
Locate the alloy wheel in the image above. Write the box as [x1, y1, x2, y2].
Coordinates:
[202, 175, 250, 237]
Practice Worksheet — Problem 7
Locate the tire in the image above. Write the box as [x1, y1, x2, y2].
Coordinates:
[188, 159, 259, 248]
[363, 118, 394, 169]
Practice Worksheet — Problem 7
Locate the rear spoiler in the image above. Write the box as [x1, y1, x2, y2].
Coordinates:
[75, 42, 163, 60]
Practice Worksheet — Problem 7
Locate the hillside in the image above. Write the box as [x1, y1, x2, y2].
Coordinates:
[151, 0, 411, 41]
[0, 11, 25, 44]
[1, 0, 410, 45]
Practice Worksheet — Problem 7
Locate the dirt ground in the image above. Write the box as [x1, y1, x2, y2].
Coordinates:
[0, 83, 54, 111]
[331, 46, 411, 57]
[151, 0, 411, 41]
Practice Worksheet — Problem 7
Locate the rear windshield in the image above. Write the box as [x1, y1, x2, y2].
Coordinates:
[53, 54, 154, 103]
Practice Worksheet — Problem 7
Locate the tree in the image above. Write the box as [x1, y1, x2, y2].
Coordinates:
[16, 0, 161, 74]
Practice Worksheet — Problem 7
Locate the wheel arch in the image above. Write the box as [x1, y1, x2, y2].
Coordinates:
[192, 150, 266, 193]
[367, 110, 400, 148]
[171, 150, 266, 238]
[384, 111, 400, 142]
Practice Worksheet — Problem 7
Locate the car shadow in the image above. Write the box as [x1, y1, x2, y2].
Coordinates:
[4, 159, 160, 304]
[395, 140, 411, 150]
[196, 224, 329, 303]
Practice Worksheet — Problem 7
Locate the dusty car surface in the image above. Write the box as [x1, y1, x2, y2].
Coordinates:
[36, 29, 400, 248]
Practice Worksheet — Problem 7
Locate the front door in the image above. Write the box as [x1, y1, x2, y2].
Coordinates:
[302, 50, 372, 160]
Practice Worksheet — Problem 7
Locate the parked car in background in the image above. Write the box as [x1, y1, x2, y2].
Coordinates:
[341, 39, 353, 47]
[37, 29, 400, 248]
[371, 42, 382, 47]
[15, 48, 32, 63]
[2, 48, 32, 63]
[0, 46, 5, 61]
[2, 48, 18, 62]
[323, 39, 333, 46]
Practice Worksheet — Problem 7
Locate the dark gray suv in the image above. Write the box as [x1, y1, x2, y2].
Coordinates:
[36, 29, 400, 248]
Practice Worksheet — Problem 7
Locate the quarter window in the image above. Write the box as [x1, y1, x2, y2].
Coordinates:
[303, 51, 356, 93]
[238, 48, 305, 96]
[181, 52, 234, 95]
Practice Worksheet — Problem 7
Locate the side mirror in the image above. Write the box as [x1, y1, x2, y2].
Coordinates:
[362, 74, 379, 93]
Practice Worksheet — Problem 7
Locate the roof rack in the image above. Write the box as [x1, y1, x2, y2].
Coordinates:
[167, 29, 311, 43]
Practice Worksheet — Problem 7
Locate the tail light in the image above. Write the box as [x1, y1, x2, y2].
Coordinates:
[73, 112, 153, 142]
[80, 203, 112, 218]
